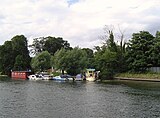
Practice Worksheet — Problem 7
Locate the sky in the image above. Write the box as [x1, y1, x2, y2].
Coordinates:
[0, 0, 160, 49]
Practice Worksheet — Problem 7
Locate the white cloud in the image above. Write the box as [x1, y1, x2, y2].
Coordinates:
[0, 0, 160, 48]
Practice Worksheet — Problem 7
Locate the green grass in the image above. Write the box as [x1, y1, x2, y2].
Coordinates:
[52, 71, 62, 76]
[115, 72, 160, 79]
[0, 75, 10, 81]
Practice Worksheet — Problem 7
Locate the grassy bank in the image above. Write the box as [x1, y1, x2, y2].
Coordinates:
[115, 73, 160, 79]
[0, 75, 10, 81]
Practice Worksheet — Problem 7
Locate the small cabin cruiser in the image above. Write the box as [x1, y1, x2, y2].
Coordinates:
[86, 69, 99, 81]
[53, 75, 73, 81]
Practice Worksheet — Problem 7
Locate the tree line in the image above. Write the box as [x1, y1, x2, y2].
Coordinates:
[1, 28, 160, 79]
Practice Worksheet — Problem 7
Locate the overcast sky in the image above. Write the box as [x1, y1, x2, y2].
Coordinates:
[0, 0, 160, 49]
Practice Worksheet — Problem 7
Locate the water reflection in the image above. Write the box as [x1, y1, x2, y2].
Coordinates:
[0, 79, 160, 118]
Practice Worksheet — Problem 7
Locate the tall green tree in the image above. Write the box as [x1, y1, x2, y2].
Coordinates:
[31, 51, 51, 72]
[11, 35, 31, 71]
[151, 31, 160, 66]
[82, 48, 95, 68]
[0, 41, 14, 75]
[29, 37, 46, 55]
[94, 48, 118, 79]
[13, 55, 28, 71]
[106, 31, 117, 52]
[44, 36, 71, 55]
[53, 47, 88, 75]
[65, 47, 88, 75]
[101, 25, 117, 52]
[52, 48, 67, 74]
[126, 31, 155, 72]
[94, 25, 127, 79]
[29, 36, 71, 56]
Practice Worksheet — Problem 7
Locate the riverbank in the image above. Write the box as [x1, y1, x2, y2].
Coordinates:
[115, 73, 160, 82]
[0, 75, 8, 77]
[115, 77, 160, 82]
[0, 75, 10, 80]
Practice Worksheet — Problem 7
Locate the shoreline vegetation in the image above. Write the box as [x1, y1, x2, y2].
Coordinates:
[1, 72, 160, 82]
[1, 29, 160, 81]
[114, 73, 160, 82]
[0, 75, 8, 77]
[0, 75, 10, 81]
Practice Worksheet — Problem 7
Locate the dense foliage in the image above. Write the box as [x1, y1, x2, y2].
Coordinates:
[11, 35, 31, 71]
[0, 41, 14, 75]
[126, 31, 160, 72]
[53, 47, 88, 75]
[31, 51, 51, 72]
[1, 29, 160, 79]
[94, 48, 118, 79]
[93, 25, 126, 79]
[0, 35, 30, 75]
[29, 36, 71, 55]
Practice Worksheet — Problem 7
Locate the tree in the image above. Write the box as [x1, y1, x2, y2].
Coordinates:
[0, 35, 31, 75]
[94, 48, 118, 79]
[44, 36, 71, 55]
[82, 48, 95, 68]
[31, 51, 51, 72]
[29, 36, 72, 56]
[11, 35, 31, 70]
[106, 31, 117, 52]
[52, 48, 67, 74]
[100, 25, 117, 52]
[82, 48, 94, 58]
[53, 47, 88, 75]
[126, 31, 155, 72]
[93, 25, 127, 79]
[151, 31, 160, 66]
[13, 55, 27, 71]
[65, 47, 88, 75]
[0, 41, 14, 75]
[29, 37, 46, 55]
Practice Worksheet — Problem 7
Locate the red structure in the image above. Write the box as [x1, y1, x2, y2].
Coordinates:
[11, 71, 31, 80]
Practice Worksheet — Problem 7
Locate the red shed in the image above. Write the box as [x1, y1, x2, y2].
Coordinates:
[11, 71, 31, 80]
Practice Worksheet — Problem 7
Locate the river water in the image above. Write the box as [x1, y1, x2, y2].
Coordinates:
[0, 79, 160, 118]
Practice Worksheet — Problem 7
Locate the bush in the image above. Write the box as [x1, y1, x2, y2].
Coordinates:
[52, 71, 61, 76]
[99, 69, 115, 80]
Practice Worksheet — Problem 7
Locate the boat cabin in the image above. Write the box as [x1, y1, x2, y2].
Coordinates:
[86, 69, 96, 77]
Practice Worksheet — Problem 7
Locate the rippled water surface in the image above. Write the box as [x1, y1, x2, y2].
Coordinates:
[0, 79, 160, 118]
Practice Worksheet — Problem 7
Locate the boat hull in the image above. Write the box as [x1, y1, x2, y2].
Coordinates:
[52, 76, 67, 81]
[28, 74, 43, 80]
[86, 77, 96, 81]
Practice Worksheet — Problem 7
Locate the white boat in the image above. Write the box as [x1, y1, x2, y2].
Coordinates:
[42, 74, 53, 80]
[85, 69, 100, 81]
[86, 76, 96, 81]
[28, 74, 43, 80]
[53, 75, 74, 81]
[53, 76, 67, 81]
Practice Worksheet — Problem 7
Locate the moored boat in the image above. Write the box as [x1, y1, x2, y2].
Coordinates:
[75, 74, 83, 81]
[28, 74, 43, 80]
[85, 69, 100, 81]
[53, 74, 74, 81]
[52, 76, 67, 81]
[42, 74, 53, 80]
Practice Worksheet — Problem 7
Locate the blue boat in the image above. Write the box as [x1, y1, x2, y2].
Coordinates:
[52, 76, 67, 81]
[52, 75, 74, 81]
